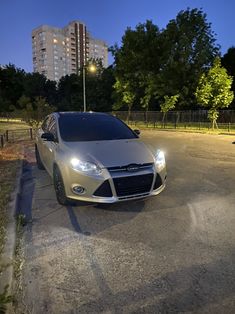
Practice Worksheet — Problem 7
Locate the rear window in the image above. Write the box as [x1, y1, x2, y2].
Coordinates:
[58, 113, 138, 142]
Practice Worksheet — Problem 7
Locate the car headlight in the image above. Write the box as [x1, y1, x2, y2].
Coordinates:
[155, 150, 166, 171]
[70, 158, 101, 175]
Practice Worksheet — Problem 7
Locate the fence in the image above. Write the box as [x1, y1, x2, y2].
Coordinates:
[1, 109, 235, 149]
[0, 128, 34, 149]
[114, 110, 235, 131]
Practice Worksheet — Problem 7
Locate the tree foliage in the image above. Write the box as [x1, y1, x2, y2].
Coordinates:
[221, 47, 235, 77]
[0, 64, 25, 110]
[0, 64, 58, 115]
[157, 8, 220, 108]
[19, 96, 56, 128]
[111, 8, 220, 112]
[221, 47, 235, 109]
[0, 63, 115, 115]
[160, 94, 179, 122]
[195, 57, 234, 128]
[113, 79, 135, 120]
[111, 20, 161, 112]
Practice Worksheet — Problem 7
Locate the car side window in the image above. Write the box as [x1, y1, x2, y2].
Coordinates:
[48, 119, 58, 142]
[41, 116, 52, 132]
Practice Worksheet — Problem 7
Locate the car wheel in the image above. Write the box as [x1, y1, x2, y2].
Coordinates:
[53, 165, 69, 206]
[35, 145, 45, 170]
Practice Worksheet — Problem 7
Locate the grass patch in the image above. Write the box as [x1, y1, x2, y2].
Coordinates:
[0, 121, 29, 134]
[0, 144, 22, 261]
[0, 144, 23, 313]
[0, 285, 13, 314]
[12, 214, 26, 312]
[0, 143, 23, 254]
[0, 169, 18, 257]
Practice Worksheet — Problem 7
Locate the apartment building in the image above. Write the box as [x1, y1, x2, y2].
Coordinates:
[32, 20, 108, 81]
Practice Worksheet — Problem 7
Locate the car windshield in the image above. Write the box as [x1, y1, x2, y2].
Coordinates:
[58, 113, 138, 142]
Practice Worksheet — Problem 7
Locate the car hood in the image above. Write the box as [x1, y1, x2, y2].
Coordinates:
[62, 139, 155, 168]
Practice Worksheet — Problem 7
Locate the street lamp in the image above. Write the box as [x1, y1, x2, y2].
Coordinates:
[83, 64, 96, 112]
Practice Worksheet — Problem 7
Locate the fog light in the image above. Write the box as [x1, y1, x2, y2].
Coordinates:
[72, 185, 86, 195]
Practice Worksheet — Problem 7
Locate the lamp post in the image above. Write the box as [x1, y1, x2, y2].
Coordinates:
[83, 66, 86, 112]
[83, 64, 96, 112]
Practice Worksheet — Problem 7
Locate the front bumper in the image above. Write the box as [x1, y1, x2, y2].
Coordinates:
[60, 162, 166, 203]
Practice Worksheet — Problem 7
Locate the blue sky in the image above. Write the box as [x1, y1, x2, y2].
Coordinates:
[0, 0, 234, 72]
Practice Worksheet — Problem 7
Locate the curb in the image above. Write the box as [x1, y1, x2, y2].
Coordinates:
[0, 158, 24, 307]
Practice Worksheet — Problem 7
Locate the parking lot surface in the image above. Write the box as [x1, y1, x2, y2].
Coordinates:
[15, 131, 235, 313]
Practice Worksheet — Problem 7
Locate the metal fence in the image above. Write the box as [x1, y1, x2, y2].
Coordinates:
[113, 110, 235, 131]
[0, 128, 34, 149]
[113, 110, 235, 124]
[1, 109, 235, 149]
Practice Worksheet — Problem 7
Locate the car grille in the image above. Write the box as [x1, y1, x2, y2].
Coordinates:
[108, 163, 153, 173]
[93, 180, 113, 197]
[113, 174, 154, 197]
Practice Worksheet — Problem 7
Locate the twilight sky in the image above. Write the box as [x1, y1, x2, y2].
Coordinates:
[0, 0, 234, 72]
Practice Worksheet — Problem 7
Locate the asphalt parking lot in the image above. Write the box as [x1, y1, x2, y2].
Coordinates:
[14, 131, 235, 313]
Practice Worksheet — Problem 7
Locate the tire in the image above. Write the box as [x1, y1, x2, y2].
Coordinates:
[35, 145, 45, 170]
[53, 165, 69, 206]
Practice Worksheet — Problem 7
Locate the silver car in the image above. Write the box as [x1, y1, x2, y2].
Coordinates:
[35, 112, 167, 205]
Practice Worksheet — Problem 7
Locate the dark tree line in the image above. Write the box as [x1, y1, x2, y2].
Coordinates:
[1, 7, 235, 120]
[111, 8, 221, 113]
[0, 63, 115, 117]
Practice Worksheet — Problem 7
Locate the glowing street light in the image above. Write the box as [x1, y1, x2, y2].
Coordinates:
[83, 63, 96, 112]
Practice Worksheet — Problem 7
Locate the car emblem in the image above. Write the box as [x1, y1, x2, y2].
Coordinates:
[126, 164, 140, 172]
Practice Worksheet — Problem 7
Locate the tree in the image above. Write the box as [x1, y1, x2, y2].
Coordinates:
[195, 57, 234, 129]
[0, 65, 58, 114]
[221, 47, 235, 77]
[18, 95, 31, 109]
[19, 96, 56, 128]
[160, 94, 179, 123]
[111, 20, 161, 111]
[57, 74, 83, 111]
[92, 65, 115, 112]
[113, 79, 135, 121]
[0, 64, 25, 111]
[221, 47, 235, 109]
[157, 8, 220, 108]
[111, 20, 161, 80]
[111, 9, 220, 111]
[23, 72, 57, 107]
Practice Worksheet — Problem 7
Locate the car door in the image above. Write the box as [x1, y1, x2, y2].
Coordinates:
[42, 117, 59, 176]
[37, 115, 52, 164]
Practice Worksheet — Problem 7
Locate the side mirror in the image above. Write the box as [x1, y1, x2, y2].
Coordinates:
[134, 129, 141, 136]
[41, 132, 55, 141]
